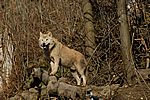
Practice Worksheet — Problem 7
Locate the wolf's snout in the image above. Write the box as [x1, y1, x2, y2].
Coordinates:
[41, 43, 49, 49]
[43, 43, 46, 47]
[41, 43, 46, 49]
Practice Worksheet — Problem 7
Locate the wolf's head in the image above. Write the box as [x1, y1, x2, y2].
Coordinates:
[39, 31, 55, 50]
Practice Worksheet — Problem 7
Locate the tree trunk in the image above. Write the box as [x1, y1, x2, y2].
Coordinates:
[117, 0, 135, 85]
[82, 0, 95, 57]
[0, 28, 13, 87]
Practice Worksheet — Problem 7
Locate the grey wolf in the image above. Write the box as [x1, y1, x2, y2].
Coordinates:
[39, 31, 87, 86]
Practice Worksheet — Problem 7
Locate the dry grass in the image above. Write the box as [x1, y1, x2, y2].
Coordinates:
[0, 0, 149, 98]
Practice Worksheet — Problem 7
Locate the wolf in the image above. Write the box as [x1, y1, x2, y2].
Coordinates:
[39, 31, 87, 86]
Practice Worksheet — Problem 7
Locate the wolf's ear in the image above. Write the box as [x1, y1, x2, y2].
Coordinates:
[47, 31, 52, 37]
[40, 32, 43, 36]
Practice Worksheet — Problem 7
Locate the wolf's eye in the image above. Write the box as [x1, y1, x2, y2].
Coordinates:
[46, 39, 48, 41]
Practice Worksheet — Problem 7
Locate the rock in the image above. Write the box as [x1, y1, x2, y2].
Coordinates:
[58, 82, 77, 99]
[49, 76, 57, 81]
[100, 84, 119, 98]
[32, 68, 50, 85]
[47, 77, 58, 93]
[21, 90, 30, 100]
[10, 89, 39, 100]
[41, 85, 47, 96]
[58, 77, 68, 83]
[9, 95, 21, 100]
[29, 88, 38, 93]
[28, 92, 38, 100]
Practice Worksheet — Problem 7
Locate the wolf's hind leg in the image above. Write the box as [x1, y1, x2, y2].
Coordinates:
[70, 69, 81, 85]
[81, 74, 86, 86]
[75, 63, 86, 86]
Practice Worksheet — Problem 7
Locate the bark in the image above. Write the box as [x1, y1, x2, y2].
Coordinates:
[82, 0, 95, 57]
[0, 28, 13, 87]
[117, 0, 135, 84]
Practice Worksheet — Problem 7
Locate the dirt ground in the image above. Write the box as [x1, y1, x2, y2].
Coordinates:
[113, 83, 150, 100]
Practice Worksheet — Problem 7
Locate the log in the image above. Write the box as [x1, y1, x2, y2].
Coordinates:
[47, 76, 85, 99]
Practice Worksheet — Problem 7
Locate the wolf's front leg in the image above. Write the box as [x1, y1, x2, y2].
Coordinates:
[50, 58, 59, 75]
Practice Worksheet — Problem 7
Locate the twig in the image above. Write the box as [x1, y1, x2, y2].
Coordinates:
[141, 36, 149, 69]
[135, 68, 150, 90]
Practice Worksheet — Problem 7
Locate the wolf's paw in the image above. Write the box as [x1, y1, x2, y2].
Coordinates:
[82, 84, 86, 87]
[81, 84, 86, 87]
[49, 72, 55, 76]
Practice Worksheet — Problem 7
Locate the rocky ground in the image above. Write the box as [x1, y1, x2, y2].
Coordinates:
[7, 68, 150, 100]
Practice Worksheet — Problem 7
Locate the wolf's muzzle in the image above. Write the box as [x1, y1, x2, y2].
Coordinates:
[42, 43, 46, 47]
[42, 43, 50, 50]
